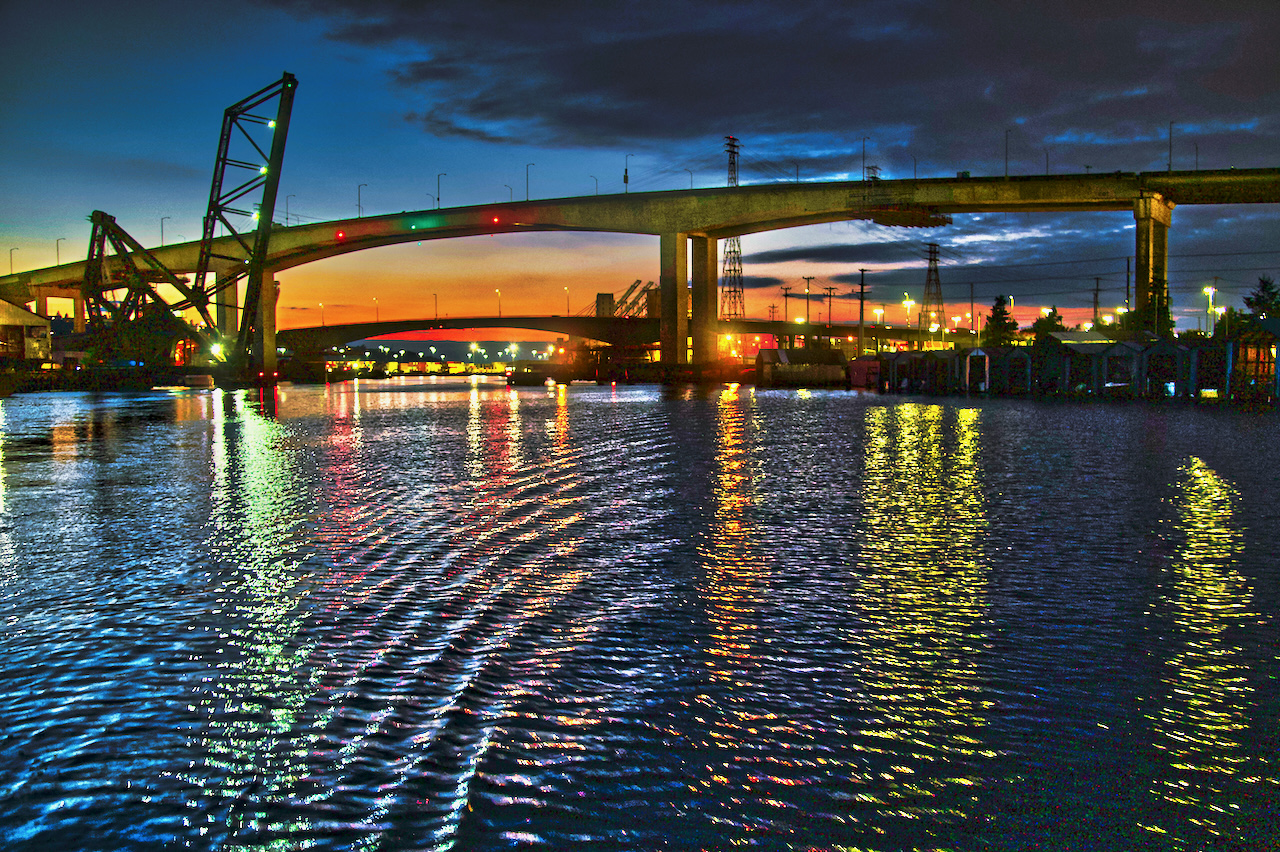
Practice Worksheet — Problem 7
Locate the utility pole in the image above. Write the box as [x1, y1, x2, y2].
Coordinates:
[1093, 278, 1101, 325]
[856, 269, 868, 355]
[803, 276, 815, 327]
[1125, 257, 1131, 312]
[969, 282, 975, 333]
[781, 286, 792, 325]
[823, 286, 837, 326]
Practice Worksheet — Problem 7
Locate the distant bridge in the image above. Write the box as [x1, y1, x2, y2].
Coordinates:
[277, 315, 953, 355]
[4, 168, 1278, 368]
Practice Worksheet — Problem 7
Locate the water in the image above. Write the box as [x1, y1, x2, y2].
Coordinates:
[0, 378, 1277, 851]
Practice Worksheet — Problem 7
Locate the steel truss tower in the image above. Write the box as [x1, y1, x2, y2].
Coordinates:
[720, 136, 745, 320]
[193, 72, 298, 377]
[922, 242, 944, 330]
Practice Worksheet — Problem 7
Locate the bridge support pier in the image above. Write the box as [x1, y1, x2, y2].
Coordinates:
[215, 274, 239, 340]
[1134, 193, 1174, 333]
[660, 232, 689, 365]
[690, 236, 719, 366]
[250, 272, 278, 376]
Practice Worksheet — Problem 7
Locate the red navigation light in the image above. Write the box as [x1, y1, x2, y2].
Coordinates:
[492, 216, 500, 224]
[336, 230, 346, 241]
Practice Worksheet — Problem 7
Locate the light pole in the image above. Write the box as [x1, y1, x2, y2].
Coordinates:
[374, 297, 379, 322]
[55, 237, 65, 266]
[1204, 284, 1217, 335]
[319, 302, 325, 326]
[8, 247, 17, 275]
[495, 288, 502, 317]
[684, 168, 693, 188]
[625, 154, 634, 193]
[803, 275, 814, 325]
[161, 216, 170, 246]
[286, 194, 295, 225]
[358, 184, 367, 217]
[433, 293, 438, 319]
[564, 286, 570, 314]
[437, 174, 445, 208]
[424, 193, 435, 209]
[525, 163, 534, 201]
[590, 175, 598, 195]
[504, 185, 512, 202]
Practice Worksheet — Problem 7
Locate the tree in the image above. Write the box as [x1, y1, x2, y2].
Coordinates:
[1029, 306, 1066, 343]
[1244, 275, 1280, 319]
[982, 295, 1019, 347]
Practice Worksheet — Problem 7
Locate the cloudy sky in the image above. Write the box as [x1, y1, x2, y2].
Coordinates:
[2, 0, 1277, 332]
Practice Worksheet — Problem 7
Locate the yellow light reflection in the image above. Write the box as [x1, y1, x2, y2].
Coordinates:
[850, 403, 991, 826]
[1140, 457, 1258, 846]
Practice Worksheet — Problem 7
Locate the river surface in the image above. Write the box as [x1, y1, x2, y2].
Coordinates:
[0, 377, 1277, 851]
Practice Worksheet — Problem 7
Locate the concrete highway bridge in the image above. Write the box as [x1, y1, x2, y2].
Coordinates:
[4, 168, 1278, 370]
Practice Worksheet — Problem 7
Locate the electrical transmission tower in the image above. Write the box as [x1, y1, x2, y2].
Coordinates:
[720, 135, 745, 320]
[922, 242, 944, 330]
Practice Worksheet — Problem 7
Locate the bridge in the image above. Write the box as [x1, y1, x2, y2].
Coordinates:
[276, 315, 948, 356]
[4, 167, 1279, 371]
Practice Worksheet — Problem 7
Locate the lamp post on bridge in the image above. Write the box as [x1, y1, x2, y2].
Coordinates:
[684, 168, 693, 189]
[504, 185, 512, 202]
[319, 302, 325, 326]
[9, 247, 17, 275]
[625, 154, 634, 193]
[160, 216, 170, 246]
[55, 237, 65, 266]
[590, 175, 598, 195]
[358, 184, 367, 217]
[526, 164, 534, 201]
[496, 288, 502, 318]
[437, 174, 445, 209]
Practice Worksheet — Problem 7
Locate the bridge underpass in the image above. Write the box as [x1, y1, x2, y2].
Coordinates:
[3, 167, 1278, 374]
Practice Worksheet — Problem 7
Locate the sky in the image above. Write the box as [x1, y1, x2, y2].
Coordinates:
[2, 0, 1278, 337]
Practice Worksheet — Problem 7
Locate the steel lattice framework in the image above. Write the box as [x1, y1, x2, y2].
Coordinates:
[922, 242, 944, 329]
[193, 72, 297, 375]
[82, 210, 209, 330]
[720, 136, 745, 320]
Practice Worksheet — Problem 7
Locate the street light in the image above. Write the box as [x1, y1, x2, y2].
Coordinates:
[504, 185, 512, 202]
[374, 297, 379, 322]
[8, 247, 17, 274]
[496, 288, 502, 317]
[55, 237, 65, 266]
[286, 194, 295, 225]
[902, 296, 915, 324]
[684, 168, 693, 188]
[358, 183, 367, 217]
[161, 216, 170, 246]
[319, 302, 325, 326]
[625, 154, 634, 193]
[424, 193, 435, 209]
[437, 174, 445, 208]
[564, 286, 570, 314]
[1204, 285, 1217, 334]
[526, 163, 534, 201]
[590, 175, 598, 195]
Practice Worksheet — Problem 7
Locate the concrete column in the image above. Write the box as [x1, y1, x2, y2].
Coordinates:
[35, 291, 49, 317]
[251, 271, 278, 376]
[73, 294, 85, 333]
[1134, 193, 1174, 323]
[215, 274, 239, 338]
[659, 232, 689, 365]
[690, 236, 719, 366]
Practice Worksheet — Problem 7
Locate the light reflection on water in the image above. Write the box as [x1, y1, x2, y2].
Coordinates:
[0, 381, 1276, 851]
